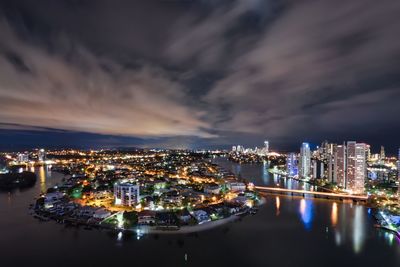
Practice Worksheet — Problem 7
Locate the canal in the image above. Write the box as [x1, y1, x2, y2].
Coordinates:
[0, 161, 399, 267]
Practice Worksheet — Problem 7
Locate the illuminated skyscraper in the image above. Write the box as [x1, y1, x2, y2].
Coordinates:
[38, 149, 46, 162]
[380, 145, 385, 160]
[264, 140, 269, 155]
[286, 153, 298, 177]
[346, 142, 366, 194]
[311, 159, 324, 179]
[299, 143, 311, 179]
[335, 143, 346, 188]
[328, 153, 334, 182]
[365, 144, 371, 161]
[397, 148, 400, 194]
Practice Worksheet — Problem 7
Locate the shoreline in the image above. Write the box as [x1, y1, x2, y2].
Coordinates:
[126, 214, 241, 235]
[32, 206, 257, 235]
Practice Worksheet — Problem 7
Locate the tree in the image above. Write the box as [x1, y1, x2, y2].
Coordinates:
[123, 211, 138, 228]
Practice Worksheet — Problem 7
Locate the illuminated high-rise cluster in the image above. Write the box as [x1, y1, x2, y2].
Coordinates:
[314, 141, 367, 194]
[231, 140, 270, 156]
[297, 140, 368, 194]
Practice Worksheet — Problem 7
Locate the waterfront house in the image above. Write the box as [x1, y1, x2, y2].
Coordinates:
[228, 182, 246, 192]
[178, 209, 192, 224]
[138, 210, 156, 225]
[193, 209, 211, 224]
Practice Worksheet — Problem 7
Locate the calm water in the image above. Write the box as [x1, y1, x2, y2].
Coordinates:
[0, 161, 399, 267]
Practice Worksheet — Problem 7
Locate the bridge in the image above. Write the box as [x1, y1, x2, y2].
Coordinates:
[255, 186, 369, 201]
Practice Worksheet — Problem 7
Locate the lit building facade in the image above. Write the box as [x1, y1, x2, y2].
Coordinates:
[264, 140, 269, 155]
[38, 149, 46, 162]
[398, 148, 400, 194]
[346, 142, 366, 194]
[327, 153, 335, 183]
[286, 153, 298, 177]
[380, 145, 386, 160]
[312, 159, 324, 179]
[335, 143, 346, 188]
[114, 182, 140, 206]
[299, 143, 311, 179]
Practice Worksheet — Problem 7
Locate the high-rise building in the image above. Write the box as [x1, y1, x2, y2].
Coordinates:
[264, 140, 269, 155]
[366, 144, 371, 161]
[327, 151, 336, 183]
[380, 145, 386, 160]
[299, 143, 311, 179]
[335, 143, 346, 188]
[114, 182, 140, 206]
[232, 146, 237, 152]
[319, 140, 330, 160]
[346, 142, 366, 194]
[286, 153, 298, 177]
[397, 148, 400, 194]
[311, 159, 324, 179]
[38, 149, 46, 162]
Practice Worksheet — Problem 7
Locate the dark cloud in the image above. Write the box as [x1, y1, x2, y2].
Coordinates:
[0, 0, 399, 152]
[204, 0, 400, 148]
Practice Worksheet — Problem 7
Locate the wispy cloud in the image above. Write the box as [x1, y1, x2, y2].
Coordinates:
[0, 19, 214, 139]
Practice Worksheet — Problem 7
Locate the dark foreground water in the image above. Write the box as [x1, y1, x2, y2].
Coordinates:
[0, 160, 399, 267]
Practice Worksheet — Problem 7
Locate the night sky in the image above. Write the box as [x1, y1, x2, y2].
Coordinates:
[0, 0, 400, 153]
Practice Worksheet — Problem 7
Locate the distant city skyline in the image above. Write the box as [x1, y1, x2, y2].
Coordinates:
[1, 130, 399, 156]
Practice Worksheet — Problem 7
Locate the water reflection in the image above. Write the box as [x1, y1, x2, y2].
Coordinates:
[299, 199, 314, 230]
[353, 205, 365, 254]
[273, 173, 279, 184]
[234, 164, 241, 178]
[381, 232, 400, 246]
[334, 231, 342, 246]
[210, 157, 399, 258]
[26, 165, 53, 194]
[275, 196, 280, 216]
[38, 167, 46, 193]
[331, 202, 338, 227]
[262, 161, 269, 185]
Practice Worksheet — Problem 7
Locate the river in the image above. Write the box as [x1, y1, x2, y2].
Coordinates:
[0, 160, 399, 267]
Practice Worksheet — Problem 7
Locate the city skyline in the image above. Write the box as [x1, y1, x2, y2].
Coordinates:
[1, 1, 400, 266]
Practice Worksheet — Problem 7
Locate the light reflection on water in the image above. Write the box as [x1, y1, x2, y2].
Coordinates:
[39, 166, 46, 193]
[262, 161, 269, 184]
[214, 158, 400, 260]
[27, 165, 53, 194]
[331, 202, 338, 227]
[299, 198, 314, 230]
[353, 205, 365, 254]
[275, 196, 280, 216]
